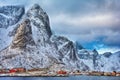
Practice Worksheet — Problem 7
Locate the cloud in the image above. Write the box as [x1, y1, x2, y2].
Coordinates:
[48, 0, 120, 51]
[0, 0, 120, 53]
[51, 13, 120, 27]
[97, 47, 120, 54]
[103, 31, 120, 47]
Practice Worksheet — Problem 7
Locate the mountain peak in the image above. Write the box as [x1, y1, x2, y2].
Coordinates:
[27, 4, 52, 45]
[32, 4, 43, 10]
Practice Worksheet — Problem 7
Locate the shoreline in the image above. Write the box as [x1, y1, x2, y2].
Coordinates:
[0, 71, 120, 77]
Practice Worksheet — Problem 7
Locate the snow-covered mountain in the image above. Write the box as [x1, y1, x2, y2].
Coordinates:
[0, 4, 88, 71]
[0, 4, 119, 72]
[77, 43, 120, 72]
[97, 51, 120, 72]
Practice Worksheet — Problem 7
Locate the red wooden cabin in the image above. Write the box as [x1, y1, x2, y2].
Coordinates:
[9, 69, 17, 73]
[9, 68, 26, 73]
[57, 70, 67, 74]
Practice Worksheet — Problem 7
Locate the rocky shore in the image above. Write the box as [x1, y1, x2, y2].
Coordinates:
[0, 68, 120, 77]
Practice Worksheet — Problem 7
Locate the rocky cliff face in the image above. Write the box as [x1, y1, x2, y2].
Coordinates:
[0, 5, 25, 51]
[11, 19, 35, 49]
[51, 36, 78, 61]
[0, 4, 88, 71]
[27, 4, 52, 46]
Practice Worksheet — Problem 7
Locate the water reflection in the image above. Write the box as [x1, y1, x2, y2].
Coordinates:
[0, 76, 120, 80]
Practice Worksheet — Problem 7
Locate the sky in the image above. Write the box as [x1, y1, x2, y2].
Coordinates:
[0, 0, 120, 54]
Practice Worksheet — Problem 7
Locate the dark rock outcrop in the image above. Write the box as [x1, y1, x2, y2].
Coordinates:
[103, 52, 112, 58]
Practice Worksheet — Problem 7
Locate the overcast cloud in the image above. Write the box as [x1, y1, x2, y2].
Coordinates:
[0, 0, 120, 54]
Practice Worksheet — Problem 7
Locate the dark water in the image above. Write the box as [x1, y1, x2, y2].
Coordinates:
[0, 76, 120, 80]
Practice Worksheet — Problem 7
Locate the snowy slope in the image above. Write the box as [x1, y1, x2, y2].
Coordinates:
[97, 51, 120, 72]
[78, 47, 120, 72]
